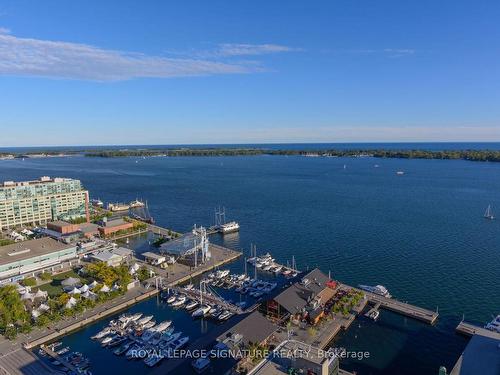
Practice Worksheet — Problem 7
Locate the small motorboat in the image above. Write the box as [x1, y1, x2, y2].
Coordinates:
[192, 305, 211, 318]
[166, 294, 177, 304]
[171, 295, 187, 307]
[185, 300, 199, 310]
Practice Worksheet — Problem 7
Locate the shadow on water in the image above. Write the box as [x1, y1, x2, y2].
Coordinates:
[330, 310, 469, 375]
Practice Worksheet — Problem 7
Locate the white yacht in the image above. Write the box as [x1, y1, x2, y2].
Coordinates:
[137, 315, 154, 325]
[485, 315, 500, 333]
[129, 199, 145, 208]
[185, 300, 199, 310]
[171, 295, 187, 307]
[154, 320, 172, 332]
[192, 304, 211, 318]
[166, 294, 177, 304]
[215, 269, 230, 278]
[358, 284, 392, 298]
[220, 221, 240, 234]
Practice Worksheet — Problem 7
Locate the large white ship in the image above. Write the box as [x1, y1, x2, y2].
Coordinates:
[358, 284, 392, 298]
[107, 202, 130, 212]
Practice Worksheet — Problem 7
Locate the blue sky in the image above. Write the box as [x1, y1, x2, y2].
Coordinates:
[0, 0, 499, 146]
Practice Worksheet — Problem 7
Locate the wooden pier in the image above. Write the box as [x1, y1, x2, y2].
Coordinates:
[39, 345, 80, 374]
[339, 284, 439, 325]
[456, 321, 500, 338]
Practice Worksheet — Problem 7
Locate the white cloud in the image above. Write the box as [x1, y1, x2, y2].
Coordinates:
[328, 48, 416, 58]
[216, 43, 300, 56]
[0, 27, 10, 34]
[0, 33, 291, 81]
[383, 48, 415, 57]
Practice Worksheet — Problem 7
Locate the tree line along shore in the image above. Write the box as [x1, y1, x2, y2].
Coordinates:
[2, 148, 500, 162]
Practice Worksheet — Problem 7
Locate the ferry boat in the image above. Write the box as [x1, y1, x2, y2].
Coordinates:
[484, 205, 495, 220]
[485, 314, 500, 333]
[107, 202, 130, 212]
[220, 221, 240, 234]
[396, 171, 404, 175]
[358, 284, 392, 298]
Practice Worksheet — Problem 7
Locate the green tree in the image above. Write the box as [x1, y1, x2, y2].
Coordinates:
[22, 277, 37, 287]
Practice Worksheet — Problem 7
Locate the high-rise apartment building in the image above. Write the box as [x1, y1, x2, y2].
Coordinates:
[0, 176, 89, 229]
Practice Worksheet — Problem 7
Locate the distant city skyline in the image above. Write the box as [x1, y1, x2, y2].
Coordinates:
[1, 0, 499, 146]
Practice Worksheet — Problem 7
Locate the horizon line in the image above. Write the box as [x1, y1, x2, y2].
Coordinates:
[2, 141, 500, 149]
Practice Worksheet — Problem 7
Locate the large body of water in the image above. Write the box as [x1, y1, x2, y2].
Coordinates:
[1, 148, 499, 374]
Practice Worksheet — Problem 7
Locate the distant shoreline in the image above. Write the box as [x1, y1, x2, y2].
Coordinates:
[2, 147, 500, 162]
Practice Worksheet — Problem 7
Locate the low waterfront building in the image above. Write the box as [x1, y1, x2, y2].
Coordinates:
[111, 247, 134, 261]
[159, 227, 210, 266]
[0, 237, 78, 282]
[78, 222, 99, 238]
[142, 251, 166, 265]
[90, 250, 124, 267]
[97, 217, 133, 236]
[0, 176, 89, 229]
[450, 330, 500, 375]
[249, 340, 339, 375]
[260, 268, 336, 322]
[217, 311, 278, 348]
[47, 220, 80, 234]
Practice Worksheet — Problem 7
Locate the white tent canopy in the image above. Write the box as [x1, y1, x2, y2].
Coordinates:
[79, 284, 89, 293]
[88, 280, 98, 289]
[100, 284, 110, 293]
[65, 297, 77, 309]
[61, 277, 82, 287]
[81, 290, 97, 300]
[68, 287, 81, 295]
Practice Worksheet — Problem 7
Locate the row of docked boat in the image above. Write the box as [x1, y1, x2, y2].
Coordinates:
[247, 253, 299, 277]
[203, 270, 250, 289]
[38, 342, 92, 374]
[91, 312, 190, 367]
[235, 278, 277, 298]
[163, 291, 235, 322]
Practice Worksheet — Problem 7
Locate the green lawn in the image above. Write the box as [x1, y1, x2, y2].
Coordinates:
[37, 269, 89, 298]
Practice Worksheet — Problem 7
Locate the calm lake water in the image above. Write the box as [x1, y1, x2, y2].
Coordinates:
[1, 151, 499, 374]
